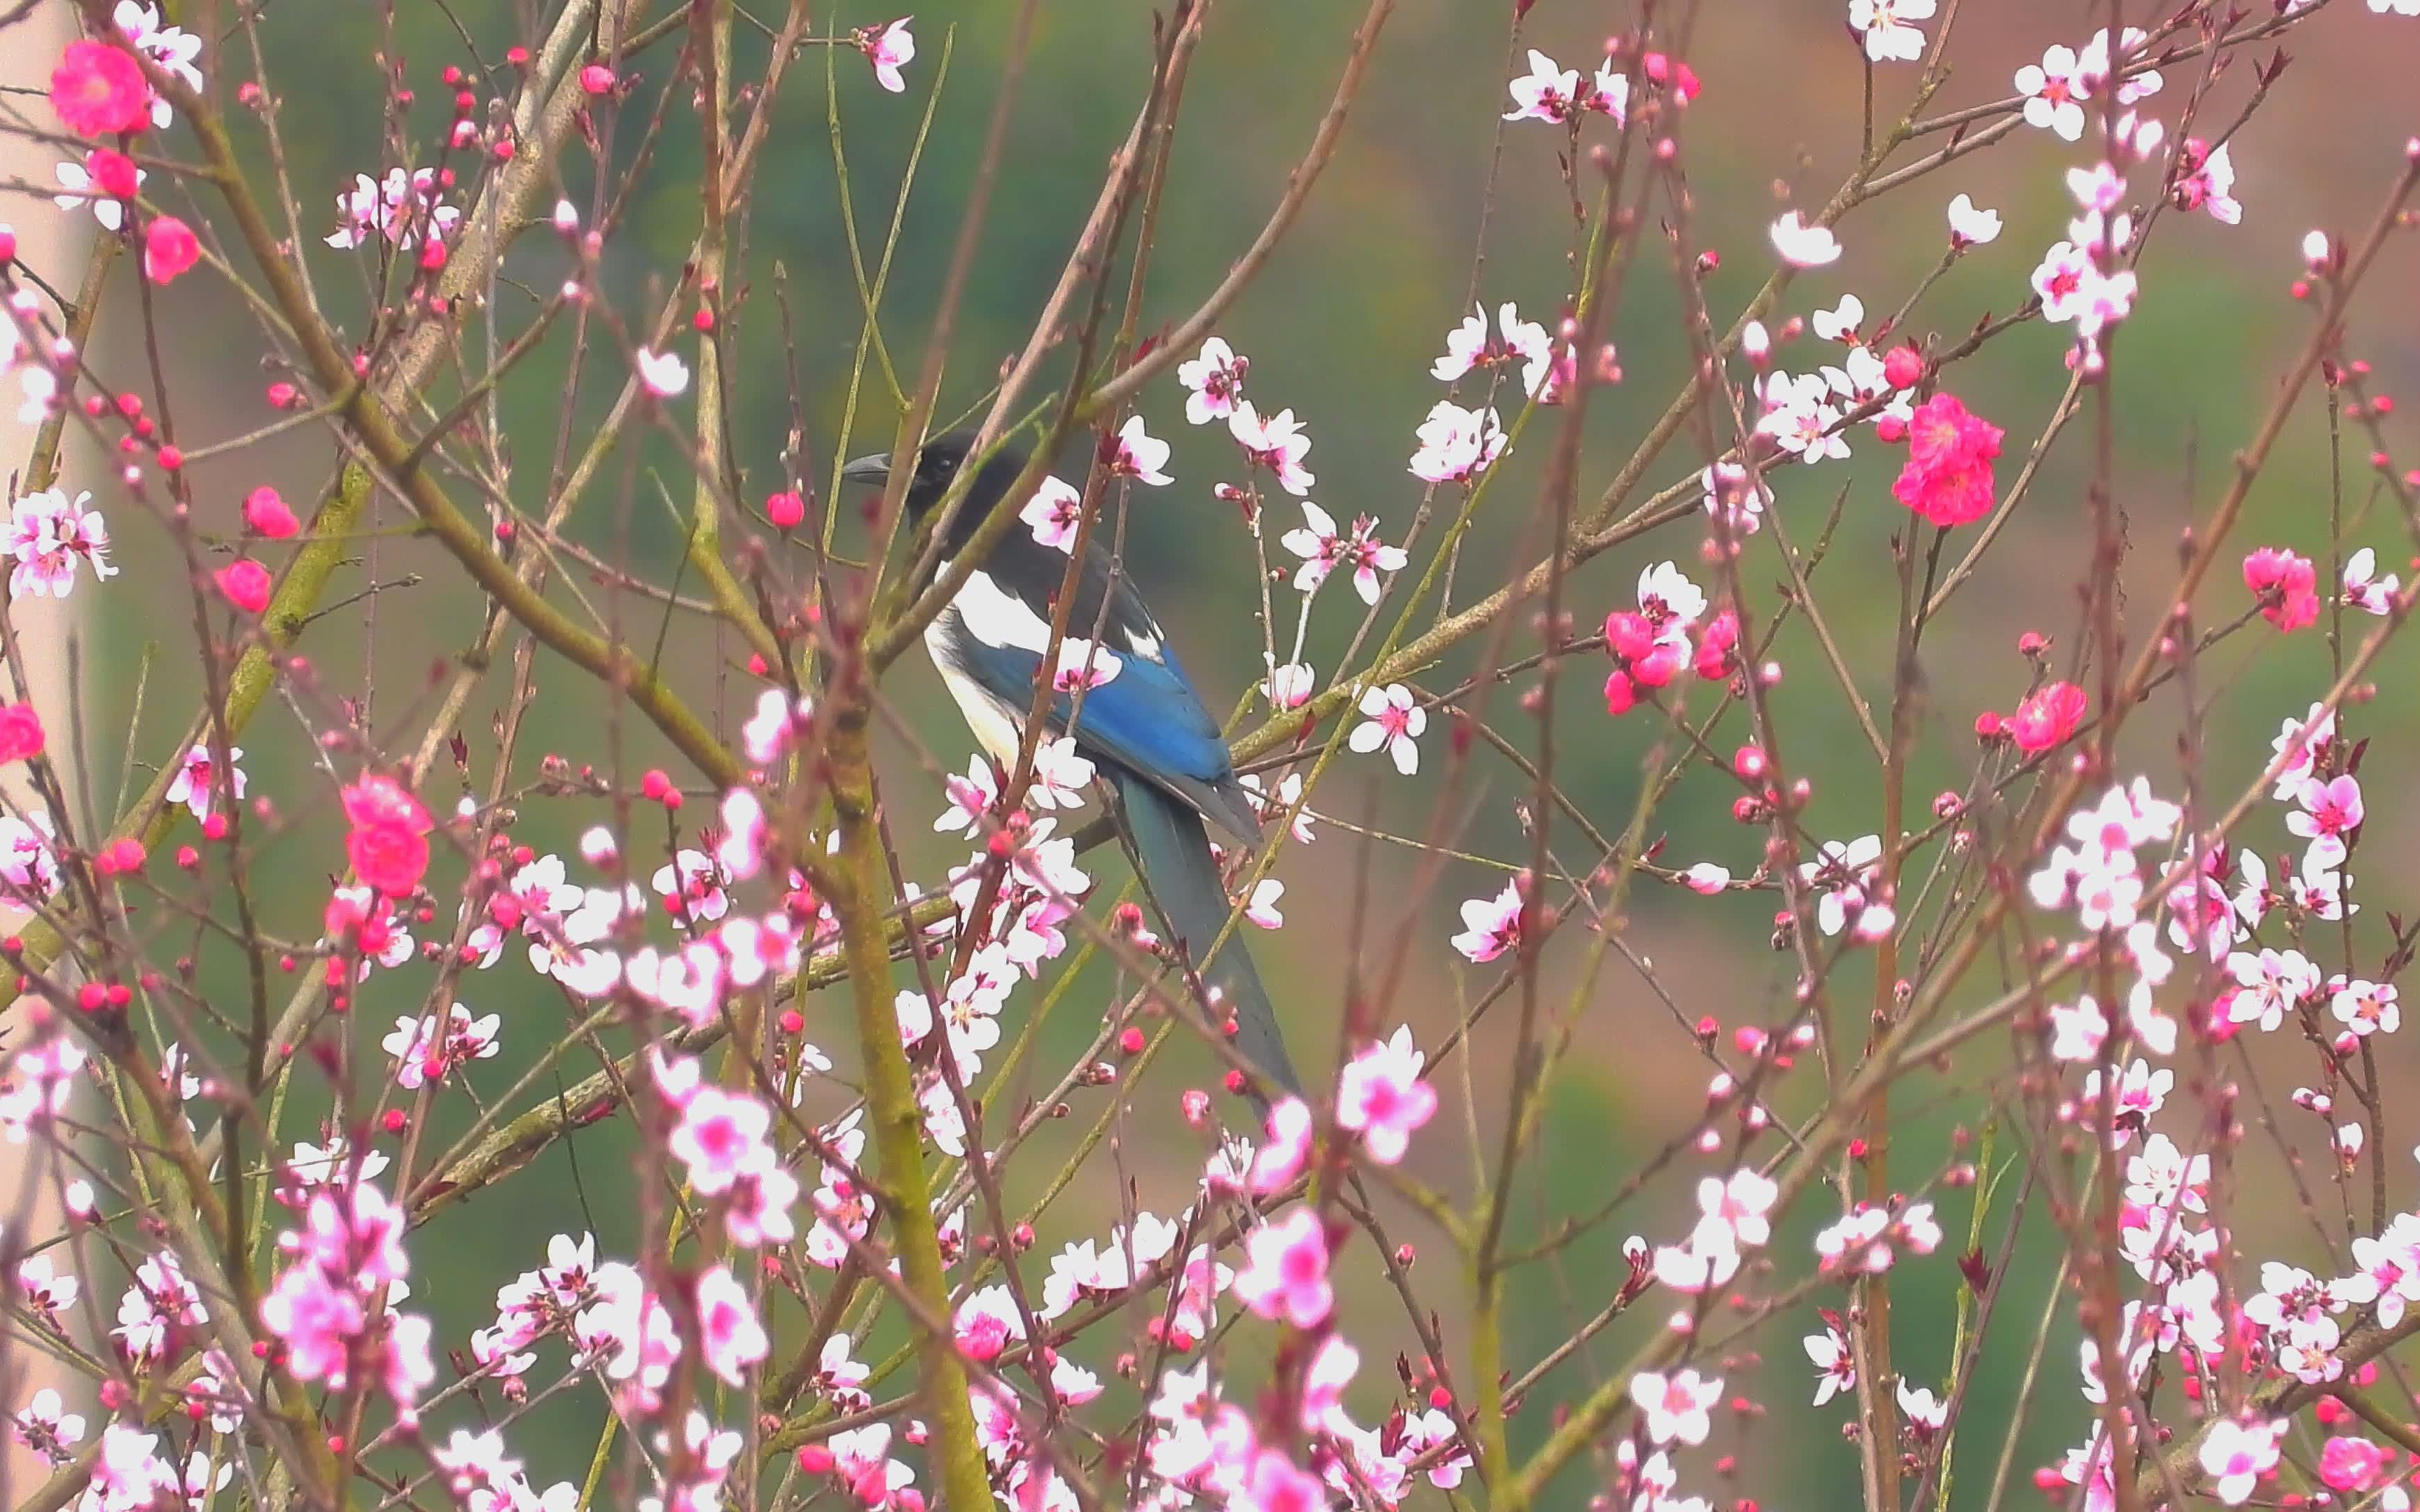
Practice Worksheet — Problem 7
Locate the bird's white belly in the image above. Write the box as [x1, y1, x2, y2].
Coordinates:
[928, 620, 1028, 769]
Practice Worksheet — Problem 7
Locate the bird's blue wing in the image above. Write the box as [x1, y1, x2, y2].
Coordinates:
[954, 635, 1233, 785]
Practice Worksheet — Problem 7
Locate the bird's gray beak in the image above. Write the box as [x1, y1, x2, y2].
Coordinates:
[839, 452, 893, 485]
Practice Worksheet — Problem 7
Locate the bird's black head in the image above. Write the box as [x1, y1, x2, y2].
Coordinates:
[840, 432, 1029, 538]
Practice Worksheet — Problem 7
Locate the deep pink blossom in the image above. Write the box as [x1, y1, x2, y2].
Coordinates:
[215, 559, 271, 614]
[2243, 547, 2318, 631]
[143, 215, 197, 284]
[2008, 681, 2086, 755]
[0, 704, 45, 764]
[1891, 393, 2003, 526]
[51, 41, 151, 138]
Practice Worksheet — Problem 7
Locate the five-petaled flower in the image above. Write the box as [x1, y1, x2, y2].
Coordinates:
[1177, 337, 1248, 425]
[1849, 0, 1938, 62]
[1232, 1208, 1332, 1328]
[1020, 476, 1084, 553]
[1335, 1026, 1437, 1164]
[1629, 1367, 1722, 1446]
[1349, 683, 1426, 775]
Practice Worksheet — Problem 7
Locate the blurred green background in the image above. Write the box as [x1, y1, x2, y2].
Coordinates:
[67, 0, 2420, 1506]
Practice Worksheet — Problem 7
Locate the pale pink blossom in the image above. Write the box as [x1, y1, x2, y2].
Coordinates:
[636, 349, 688, 398]
[1335, 1026, 1436, 1164]
[1349, 682, 1426, 775]
[1503, 50, 1580, 123]
[1770, 212, 1842, 267]
[1228, 402, 1315, 496]
[1805, 1324, 1856, 1406]
[1451, 878, 1525, 963]
[2199, 1418, 2283, 1506]
[1177, 337, 1248, 425]
[1260, 658, 1316, 710]
[2015, 46, 2092, 140]
[2344, 547, 2399, 615]
[1407, 401, 1505, 482]
[860, 18, 915, 93]
[1232, 1208, 1332, 1328]
[1947, 192, 2001, 246]
[1109, 414, 1173, 486]
[1629, 1367, 1721, 1446]
[1849, 0, 1936, 62]
[1020, 475, 1084, 552]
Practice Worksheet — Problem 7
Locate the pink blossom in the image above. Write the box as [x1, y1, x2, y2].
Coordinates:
[1450, 878, 1524, 963]
[164, 741, 246, 821]
[1629, 1367, 1721, 1446]
[1431, 302, 1552, 397]
[1243, 878, 1284, 930]
[1892, 393, 2003, 526]
[1769, 211, 1842, 267]
[2319, 1436, 2394, 1493]
[2008, 681, 2086, 755]
[1335, 1027, 1436, 1164]
[2171, 138, 2242, 225]
[1228, 402, 1315, 496]
[1849, 0, 1936, 62]
[1108, 414, 1173, 486]
[2015, 46, 2092, 140]
[1697, 1168, 1778, 1250]
[2343, 546, 2399, 615]
[1232, 1208, 1332, 1328]
[381, 1002, 501, 1090]
[51, 41, 151, 138]
[1020, 475, 1083, 552]
[142, 215, 198, 284]
[2198, 1418, 2282, 1506]
[2243, 547, 2318, 631]
[1946, 192, 2001, 247]
[1348, 682, 1426, 775]
[858, 18, 915, 94]
[2330, 977, 2398, 1037]
[1503, 50, 1580, 123]
[53, 152, 144, 232]
[1050, 638, 1122, 692]
[1804, 1324, 1856, 1405]
[636, 349, 689, 398]
[1260, 659, 1315, 710]
[259, 1264, 364, 1385]
[1248, 1097, 1314, 1194]
[2289, 774, 2363, 844]
[669, 1086, 772, 1196]
[325, 167, 461, 250]
[1407, 401, 1504, 482]
[216, 558, 272, 613]
[1177, 337, 1248, 425]
[695, 1265, 767, 1385]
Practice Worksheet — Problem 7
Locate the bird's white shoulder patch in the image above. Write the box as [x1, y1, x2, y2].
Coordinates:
[950, 566, 1057, 654]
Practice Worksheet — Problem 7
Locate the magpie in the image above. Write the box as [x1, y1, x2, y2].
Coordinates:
[842, 433, 1301, 1105]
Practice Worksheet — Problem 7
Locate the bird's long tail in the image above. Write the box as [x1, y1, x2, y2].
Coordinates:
[1111, 770, 1302, 1107]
